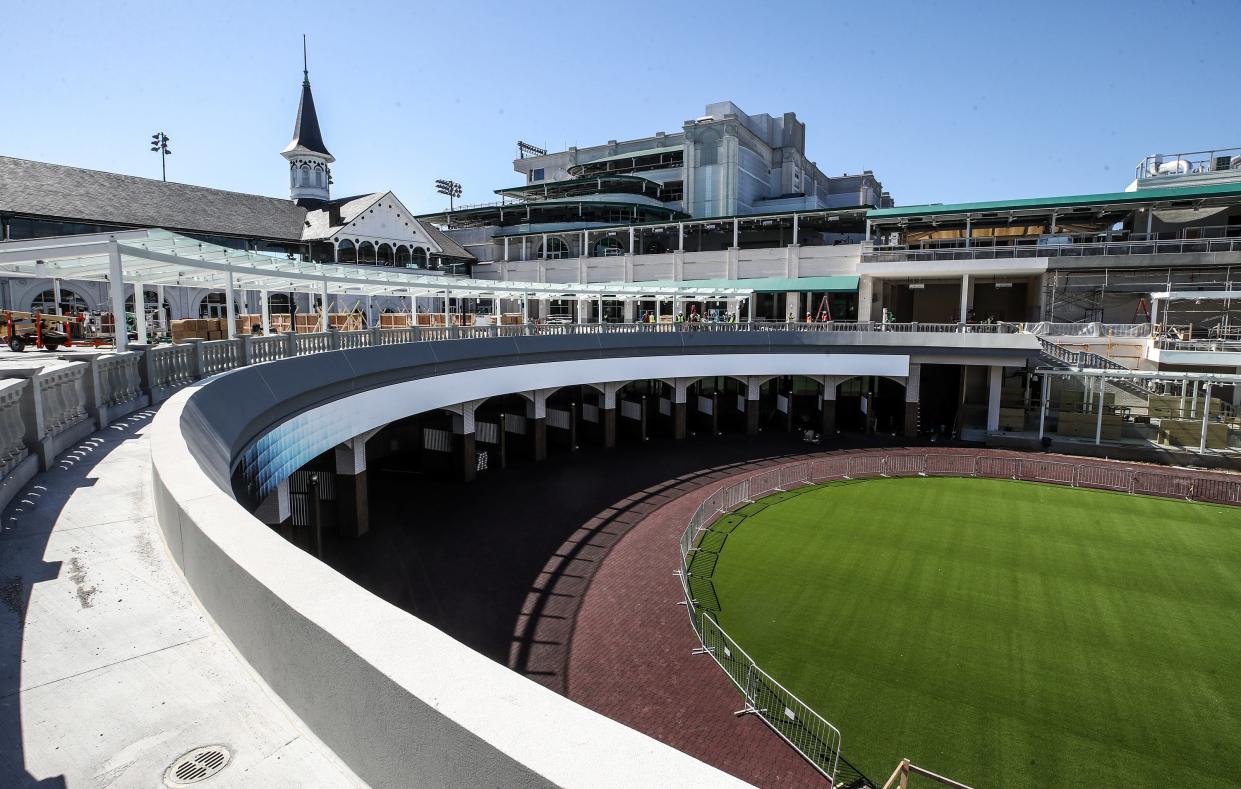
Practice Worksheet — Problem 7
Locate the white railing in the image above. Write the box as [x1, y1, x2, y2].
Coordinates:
[200, 338, 241, 375]
[0, 379, 29, 477]
[676, 451, 1241, 785]
[249, 335, 288, 364]
[96, 352, 143, 407]
[37, 364, 88, 438]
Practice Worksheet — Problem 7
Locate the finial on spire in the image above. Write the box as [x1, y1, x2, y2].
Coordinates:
[302, 34, 309, 87]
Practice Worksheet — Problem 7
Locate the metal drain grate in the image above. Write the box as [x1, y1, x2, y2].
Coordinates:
[164, 745, 231, 786]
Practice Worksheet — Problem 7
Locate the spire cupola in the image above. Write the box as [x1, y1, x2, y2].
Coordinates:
[282, 36, 334, 206]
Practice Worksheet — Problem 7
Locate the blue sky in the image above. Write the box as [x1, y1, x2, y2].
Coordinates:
[2, 0, 1237, 214]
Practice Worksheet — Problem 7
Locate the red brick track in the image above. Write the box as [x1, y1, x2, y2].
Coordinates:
[565, 448, 1240, 788]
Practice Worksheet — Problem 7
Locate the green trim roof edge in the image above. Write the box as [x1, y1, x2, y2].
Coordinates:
[866, 181, 1241, 221]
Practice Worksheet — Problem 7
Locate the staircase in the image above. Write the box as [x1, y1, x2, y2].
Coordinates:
[1036, 338, 1152, 400]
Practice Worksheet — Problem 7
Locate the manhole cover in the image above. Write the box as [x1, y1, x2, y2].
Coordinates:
[164, 745, 231, 786]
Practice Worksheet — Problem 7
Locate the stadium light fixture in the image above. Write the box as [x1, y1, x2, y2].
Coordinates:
[435, 179, 462, 212]
[150, 131, 172, 181]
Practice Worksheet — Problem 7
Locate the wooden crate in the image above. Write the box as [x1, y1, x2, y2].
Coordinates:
[379, 313, 410, 328]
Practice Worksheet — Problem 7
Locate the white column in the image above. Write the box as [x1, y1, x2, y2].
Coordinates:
[732, 218, 739, 247]
[1233, 367, 1241, 412]
[521, 294, 529, 324]
[628, 226, 635, 254]
[746, 295, 753, 323]
[582, 230, 589, 258]
[864, 219, 872, 241]
[320, 278, 330, 332]
[107, 240, 127, 351]
[156, 284, 165, 327]
[503, 237, 510, 262]
[51, 278, 63, 316]
[959, 274, 971, 323]
[1094, 376, 1105, 445]
[964, 215, 972, 249]
[1200, 383, 1212, 453]
[134, 283, 148, 344]
[225, 271, 238, 339]
[792, 213, 799, 246]
[444, 289, 451, 326]
[986, 365, 1002, 433]
[1038, 374, 1050, 439]
[1190, 380, 1199, 419]
[261, 289, 271, 336]
[677, 223, 685, 252]
[541, 233, 548, 260]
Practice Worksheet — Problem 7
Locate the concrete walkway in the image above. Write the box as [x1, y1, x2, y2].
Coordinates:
[0, 408, 360, 788]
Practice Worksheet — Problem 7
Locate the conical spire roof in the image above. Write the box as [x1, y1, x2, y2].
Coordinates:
[282, 41, 333, 161]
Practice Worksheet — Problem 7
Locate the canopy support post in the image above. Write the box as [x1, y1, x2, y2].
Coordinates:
[107, 240, 128, 351]
[225, 270, 238, 340]
[134, 282, 148, 345]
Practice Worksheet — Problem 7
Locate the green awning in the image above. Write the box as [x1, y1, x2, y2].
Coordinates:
[866, 181, 1241, 221]
[580, 144, 684, 166]
[633, 275, 858, 294]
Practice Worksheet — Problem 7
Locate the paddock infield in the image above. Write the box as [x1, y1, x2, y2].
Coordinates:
[703, 477, 1241, 787]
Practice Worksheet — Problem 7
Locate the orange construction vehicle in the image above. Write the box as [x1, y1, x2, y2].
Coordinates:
[3, 310, 86, 352]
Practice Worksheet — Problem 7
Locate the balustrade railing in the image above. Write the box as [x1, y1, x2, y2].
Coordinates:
[0, 379, 29, 477]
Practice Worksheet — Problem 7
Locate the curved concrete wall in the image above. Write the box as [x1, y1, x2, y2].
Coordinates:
[150, 332, 1035, 787]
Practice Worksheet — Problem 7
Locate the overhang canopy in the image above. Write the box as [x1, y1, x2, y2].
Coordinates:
[0, 229, 754, 300]
[867, 181, 1241, 223]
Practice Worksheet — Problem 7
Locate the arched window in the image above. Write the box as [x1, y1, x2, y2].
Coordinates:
[289, 165, 297, 187]
[337, 239, 357, 264]
[593, 236, 624, 257]
[313, 166, 323, 187]
[30, 288, 88, 315]
[357, 241, 376, 264]
[267, 293, 293, 315]
[199, 292, 235, 318]
[300, 164, 311, 186]
[411, 247, 428, 269]
[539, 237, 569, 259]
[395, 245, 411, 267]
[376, 243, 394, 267]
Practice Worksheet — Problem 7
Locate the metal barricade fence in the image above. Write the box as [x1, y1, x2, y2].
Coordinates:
[884, 454, 926, 477]
[1073, 463, 1133, 492]
[1132, 469, 1194, 500]
[926, 454, 978, 476]
[976, 455, 1020, 480]
[846, 454, 886, 478]
[811, 456, 850, 482]
[1018, 458, 1076, 485]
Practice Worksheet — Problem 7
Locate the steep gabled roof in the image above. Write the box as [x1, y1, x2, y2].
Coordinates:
[0, 155, 307, 241]
[282, 74, 333, 160]
[301, 193, 385, 240]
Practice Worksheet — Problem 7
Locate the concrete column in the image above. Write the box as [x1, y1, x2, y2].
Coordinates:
[857, 276, 874, 322]
[677, 222, 684, 251]
[739, 377, 759, 434]
[904, 363, 921, 438]
[133, 283, 149, 345]
[260, 289, 271, 336]
[987, 365, 1002, 433]
[320, 278, 330, 332]
[1233, 367, 1241, 412]
[786, 291, 801, 321]
[107, 240, 128, 350]
[254, 477, 291, 528]
[673, 379, 688, 440]
[451, 404, 477, 482]
[821, 376, 838, 436]
[527, 392, 547, 461]
[334, 435, 369, 537]
[959, 274, 972, 323]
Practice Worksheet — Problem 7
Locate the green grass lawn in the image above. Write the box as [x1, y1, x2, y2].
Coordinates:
[705, 477, 1241, 788]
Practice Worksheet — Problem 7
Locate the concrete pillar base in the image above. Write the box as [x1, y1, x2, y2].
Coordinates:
[821, 400, 836, 436]
[673, 402, 687, 440]
[454, 431, 476, 482]
[531, 418, 547, 461]
[602, 408, 617, 448]
[336, 470, 369, 538]
[745, 398, 760, 435]
[903, 402, 919, 439]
